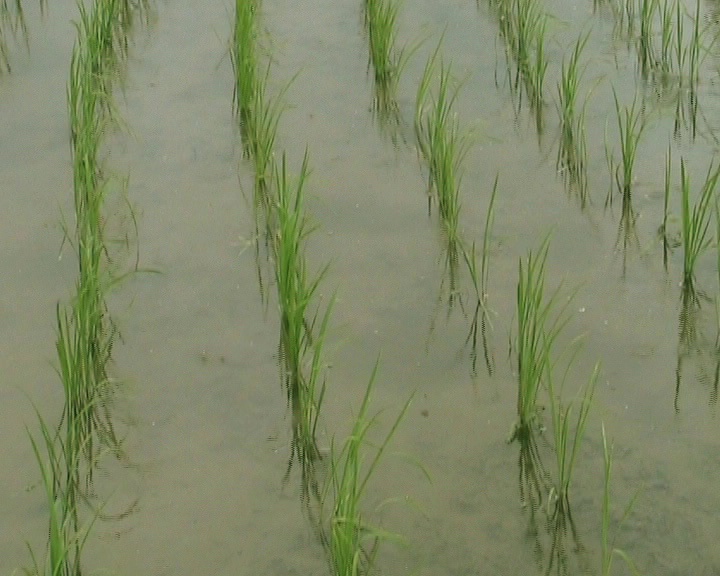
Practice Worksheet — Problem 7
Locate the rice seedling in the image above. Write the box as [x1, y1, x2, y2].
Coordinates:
[461, 175, 498, 376]
[495, 0, 547, 123]
[364, 0, 410, 115]
[658, 0, 674, 79]
[415, 56, 471, 247]
[230, 0, 259, 152]
[510, 237, 571, 444]
[320, 361, 412, 576]
[546, 362, 599, 518]
[23, 404, 102, 576]
[272, 151, 331, 472]
[247, 64, 292, 215]
[600, 424, 641, 576]
[556, 32, 589, 202]
[679, 157, 719, 298]
[637, 0, 657, 75]
[661, 146, 672, 271]
[608, 91, 645, 207]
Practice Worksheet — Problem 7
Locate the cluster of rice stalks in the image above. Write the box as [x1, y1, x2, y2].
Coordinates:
[510, 238, 567, 442]
[546, 362, 598, 518]
[63, 0, 143, 473]
[24, 408, 100, 576]
[607, 92, 646, 205]
[272, 152, 334, 485]
[24, 1, 146, 573]
[679, 157, 719, 300]
[607, 0, 706, 135]
[230, 0, 259, 154]
[415, 47, 471, 262]
[363, 0, 411, 119]
[320, 362, 413, 576]
[488, 0, 548, 128]
[556, 33, 590, 203]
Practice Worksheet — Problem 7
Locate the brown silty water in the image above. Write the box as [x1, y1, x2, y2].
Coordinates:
[2, 0, 720, 574]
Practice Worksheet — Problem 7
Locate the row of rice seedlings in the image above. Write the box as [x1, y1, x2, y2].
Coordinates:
[363, 0, 410, 117]
[620, 0, 706, 95]
[320, 362, 412, 576]
[64, 0, 136, 474]
[679, 157, 719, 300]
[230, 0, 259, 154]
[510, 237, 572, 443]
[556, 33, 590, 204]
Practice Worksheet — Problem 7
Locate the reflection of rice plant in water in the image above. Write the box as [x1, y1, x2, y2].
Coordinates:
[321, 361, 412, 576]
[556, 32, 589, 202]
[272, 152, 332, 476]
[231, 0, 258, 153]
[510, 237, 570, 443]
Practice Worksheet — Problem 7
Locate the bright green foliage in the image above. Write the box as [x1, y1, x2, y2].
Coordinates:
[511, 237, 570, 442]
[322, 362, 411, 576]
[231, 0, 258, 151]
[557, 33, 589, 201]
[679, 158, 720, 296]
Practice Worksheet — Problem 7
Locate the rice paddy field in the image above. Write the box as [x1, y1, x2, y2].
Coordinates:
[4, 0, 720, 574]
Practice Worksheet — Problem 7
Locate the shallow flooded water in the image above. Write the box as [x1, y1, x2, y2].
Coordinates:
[3, 0, 720, 574]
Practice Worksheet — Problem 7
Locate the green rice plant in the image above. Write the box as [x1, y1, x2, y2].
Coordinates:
[497, 0, 547, 121]
[415, 57, 471, 246]
[661, 146, 672, 270]
[24, 406, 101, 576]
[546, 362, 599, 518]
[510, 237, 571, 443]
[556, 32, 589, 201]
[414, 38, 442, 174]
[272, 151, 330, 468]
[461, 175, 498, 376]
[247, 65, 293, 214]
[364, 0, 411, 115]
[679, 157, 720, 298]
[529, 10, 548, 127]
[600, 424, 641, 576]
[637, 0, 657, 75]
[230, 0, 258, 152]
[321, 361, 412, 576]
[608, 91, 646, 206]
[658, 0, 674, 78]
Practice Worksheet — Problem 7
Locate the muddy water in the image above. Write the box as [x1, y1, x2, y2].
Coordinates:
[3, 0, 720, 574]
